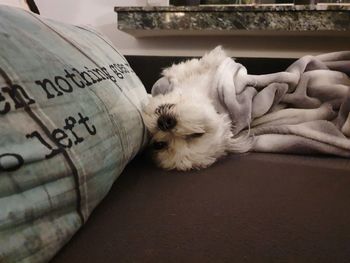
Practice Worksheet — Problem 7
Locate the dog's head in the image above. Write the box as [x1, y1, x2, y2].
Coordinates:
[142, 89, 234, 171]
[142, 46, 252, 170]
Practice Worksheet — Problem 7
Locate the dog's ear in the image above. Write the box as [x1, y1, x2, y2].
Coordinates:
[151, 77, 174, 97]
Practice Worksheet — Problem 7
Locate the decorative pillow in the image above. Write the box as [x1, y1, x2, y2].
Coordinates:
[0, 6, 148, 263]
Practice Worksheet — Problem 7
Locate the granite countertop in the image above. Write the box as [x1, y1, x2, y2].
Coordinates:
[115, 4, 350, 12]
[115, 5, 350, 37]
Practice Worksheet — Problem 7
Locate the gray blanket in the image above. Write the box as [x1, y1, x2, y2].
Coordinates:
[212, 51, 350, 157]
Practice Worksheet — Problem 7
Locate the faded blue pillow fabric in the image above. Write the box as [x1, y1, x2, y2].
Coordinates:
[0, 6, 148, 263]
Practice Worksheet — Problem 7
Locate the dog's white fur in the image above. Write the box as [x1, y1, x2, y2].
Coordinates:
[142, 46, 250, 171]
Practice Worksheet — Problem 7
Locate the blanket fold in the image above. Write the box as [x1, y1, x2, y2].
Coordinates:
[213, 51, 350, 157]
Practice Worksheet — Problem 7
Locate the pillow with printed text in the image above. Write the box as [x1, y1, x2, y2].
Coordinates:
[0, 5, 148, 263]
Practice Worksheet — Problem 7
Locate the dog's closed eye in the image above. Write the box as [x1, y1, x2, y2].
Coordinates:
[152, 141, 168, 150]
[186, 132, 205, 139]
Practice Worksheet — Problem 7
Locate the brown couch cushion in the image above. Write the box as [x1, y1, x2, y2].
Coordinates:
[52, 152, 350, 263]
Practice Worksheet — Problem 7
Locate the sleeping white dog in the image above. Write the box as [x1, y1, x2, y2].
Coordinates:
[142, 46, 253, 171]
[142, 47, 350, 170]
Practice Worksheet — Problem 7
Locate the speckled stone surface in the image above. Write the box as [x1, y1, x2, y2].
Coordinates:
[115, 5, 350, 35]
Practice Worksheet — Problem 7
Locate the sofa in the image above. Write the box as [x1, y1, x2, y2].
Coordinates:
[1, 5, 350, 263]
[51, 57, 350, 263]
[51, 152, 350, 263]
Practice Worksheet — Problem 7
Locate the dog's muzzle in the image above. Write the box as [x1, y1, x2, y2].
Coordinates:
[157, 115, 177, 131]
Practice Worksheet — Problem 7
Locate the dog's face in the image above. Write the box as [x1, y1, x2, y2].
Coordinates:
[142, 90, 233, 171]
[142, 46, 253, 170]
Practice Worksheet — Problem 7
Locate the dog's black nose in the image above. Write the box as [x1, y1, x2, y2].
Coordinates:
[158, 115, 177, 131]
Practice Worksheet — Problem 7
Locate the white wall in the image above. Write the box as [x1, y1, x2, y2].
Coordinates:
[31, 0, 350, 58]
[0, 0, 29, 10]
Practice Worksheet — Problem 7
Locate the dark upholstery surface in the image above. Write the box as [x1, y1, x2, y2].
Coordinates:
[52, 152, 350, 263]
